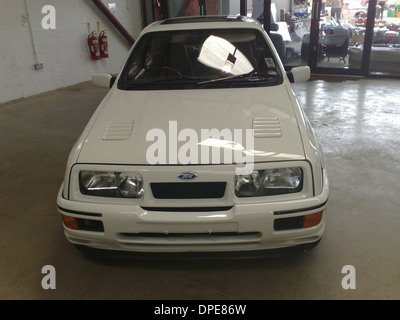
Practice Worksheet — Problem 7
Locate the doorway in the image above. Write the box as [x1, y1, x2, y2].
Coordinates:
[284, 0, 378, 76]
[311, 0, 377, 76]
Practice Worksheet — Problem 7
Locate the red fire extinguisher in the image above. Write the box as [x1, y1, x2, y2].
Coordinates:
[99, 30, 109, 59]
[88, 31, 101, 61]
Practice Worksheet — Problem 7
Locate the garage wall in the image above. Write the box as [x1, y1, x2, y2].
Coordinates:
[0, 0, 142, 104]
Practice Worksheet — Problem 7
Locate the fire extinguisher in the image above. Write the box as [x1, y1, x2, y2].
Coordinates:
[99, 30, 109, 59]
[88, 31, 101, 61]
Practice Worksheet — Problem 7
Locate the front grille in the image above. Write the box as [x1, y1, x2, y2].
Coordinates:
[116, 232, 262, 245]
[141, 206, 233, 212]
[150, 182, 226, 199]
[119, 232, 260, 238]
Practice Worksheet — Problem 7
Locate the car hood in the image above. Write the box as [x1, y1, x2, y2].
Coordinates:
[77, 85, 305, 165]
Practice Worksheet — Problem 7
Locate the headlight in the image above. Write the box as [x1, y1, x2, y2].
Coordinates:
[234, 171, 261, 196]
[262, 168, 303, 192]
[235, 167, 303, 197]
[79, 171, 117, 197]
[79, 171, 144, 198]
[117, 172, 144, 198]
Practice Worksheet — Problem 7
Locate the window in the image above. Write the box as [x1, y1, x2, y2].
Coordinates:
[119, 28, 282, 90]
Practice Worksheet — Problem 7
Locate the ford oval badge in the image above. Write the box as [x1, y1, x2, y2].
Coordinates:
[178, 172, 198, 180]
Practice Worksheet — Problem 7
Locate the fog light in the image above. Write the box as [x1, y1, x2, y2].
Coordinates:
[303, 211, 323, 228]
[61, 214, 79, 230]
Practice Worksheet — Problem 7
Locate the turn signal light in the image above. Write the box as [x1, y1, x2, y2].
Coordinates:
[61, 214, 79, 230]
[302, 211, 323, 228]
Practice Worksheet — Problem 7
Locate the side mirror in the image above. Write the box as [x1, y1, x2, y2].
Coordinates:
[92, 73, 116, 88]
[286, 66, 310, 83]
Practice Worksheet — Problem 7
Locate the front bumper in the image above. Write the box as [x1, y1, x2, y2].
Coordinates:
[56, 168, 329, 254]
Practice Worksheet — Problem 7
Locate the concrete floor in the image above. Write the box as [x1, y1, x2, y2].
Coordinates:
[1, 77, 399, 300]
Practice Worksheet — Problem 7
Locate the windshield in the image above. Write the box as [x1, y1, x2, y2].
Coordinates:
[118, 28, 283, 90]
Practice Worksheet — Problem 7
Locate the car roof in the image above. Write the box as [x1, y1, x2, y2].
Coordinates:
[140, 15, 264, 34]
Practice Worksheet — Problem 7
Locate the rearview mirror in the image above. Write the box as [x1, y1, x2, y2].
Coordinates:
[92, 73, 116, 88]
[286, 66, 310, 83]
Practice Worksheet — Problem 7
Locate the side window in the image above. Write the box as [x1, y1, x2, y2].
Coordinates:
[253, 33, 280, 76]
[126, 35, 153, 80]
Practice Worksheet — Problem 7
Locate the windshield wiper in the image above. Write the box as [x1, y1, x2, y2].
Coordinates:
[124, 75, 206, 89]
[195, 71, 275, 87]
[123, 71, 276, 89]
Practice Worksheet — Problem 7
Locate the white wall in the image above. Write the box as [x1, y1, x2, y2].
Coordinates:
[247, 0, 291, 21]
[0, 0, 142, 104]
[273, 0, 291, 21]
[228, 0, 240, 14]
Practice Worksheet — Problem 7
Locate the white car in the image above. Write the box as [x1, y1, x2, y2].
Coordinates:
[57, 16, 329, 257]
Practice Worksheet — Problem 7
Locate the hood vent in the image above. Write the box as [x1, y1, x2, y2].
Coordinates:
[103, 120, 134, 141]
[252, 117, 282, 138]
